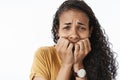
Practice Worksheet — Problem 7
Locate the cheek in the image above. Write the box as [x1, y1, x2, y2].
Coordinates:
[58, 30, 69, 38]
[59, 32, 69, 38]
[78, 32, 90, 39]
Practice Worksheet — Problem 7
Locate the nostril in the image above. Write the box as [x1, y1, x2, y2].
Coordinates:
[69, 35, 80, 43]
[69, 35, 79, 40]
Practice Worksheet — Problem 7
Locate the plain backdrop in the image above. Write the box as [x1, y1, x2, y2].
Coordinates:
[0, 0, 120, 80]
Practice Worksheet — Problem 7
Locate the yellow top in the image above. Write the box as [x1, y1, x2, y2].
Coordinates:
[30, 46, 61, 80]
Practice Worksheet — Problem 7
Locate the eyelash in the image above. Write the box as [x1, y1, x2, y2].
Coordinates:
[78, 26, 86, 30]
[63, 26, 70, 30]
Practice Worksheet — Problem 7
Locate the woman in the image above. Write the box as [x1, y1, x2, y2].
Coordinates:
[30, 0, 117, 80]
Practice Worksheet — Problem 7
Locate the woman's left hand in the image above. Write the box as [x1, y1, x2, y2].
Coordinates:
[73, 38, 91, 70]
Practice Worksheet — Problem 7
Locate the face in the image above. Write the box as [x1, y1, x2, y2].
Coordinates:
[58, 9, 91, 43]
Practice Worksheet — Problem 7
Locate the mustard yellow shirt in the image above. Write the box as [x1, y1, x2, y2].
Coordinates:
[30, 46, 61, 80]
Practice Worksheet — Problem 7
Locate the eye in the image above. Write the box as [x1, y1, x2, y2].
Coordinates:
[78, 26, 87, 31]
[63, 26, 70, 30]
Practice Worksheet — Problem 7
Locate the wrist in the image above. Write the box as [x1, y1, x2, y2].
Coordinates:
[74, 68, 87, 78]
[73, 63, 87, 79]
[73, 63, 84, 72]
[61, 63, 73, 69]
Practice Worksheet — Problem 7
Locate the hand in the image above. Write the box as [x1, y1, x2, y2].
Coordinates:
[73, 38, 91, 71]
[55, 37, 74, 67]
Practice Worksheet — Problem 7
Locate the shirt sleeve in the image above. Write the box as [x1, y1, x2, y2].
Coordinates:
[29, 47, 51, 80]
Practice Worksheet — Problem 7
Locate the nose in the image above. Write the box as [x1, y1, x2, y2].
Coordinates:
[68, 29, 80, 43]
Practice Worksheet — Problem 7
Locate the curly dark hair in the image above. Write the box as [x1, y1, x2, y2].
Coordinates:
[51, 0, 117, 80]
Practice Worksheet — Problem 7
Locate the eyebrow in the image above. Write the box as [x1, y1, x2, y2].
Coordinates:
[64, 22, 85, 25]
[77, 22, 84, 25]
[64, 23, 71, 25]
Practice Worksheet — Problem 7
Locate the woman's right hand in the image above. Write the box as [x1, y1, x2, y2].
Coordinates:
[55, 37, 74, 67]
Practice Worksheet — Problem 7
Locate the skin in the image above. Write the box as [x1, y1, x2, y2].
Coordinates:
[56, 9, 92, 80]
[33, 9, 92, 80]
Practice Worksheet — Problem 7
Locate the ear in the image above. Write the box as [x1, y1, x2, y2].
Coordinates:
[89, 27, 93, 37]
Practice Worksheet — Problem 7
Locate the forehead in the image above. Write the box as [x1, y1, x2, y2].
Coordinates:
[59, 9, 89, 25]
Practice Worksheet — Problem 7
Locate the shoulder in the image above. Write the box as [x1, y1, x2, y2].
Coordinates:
[36, 45, 55, 53]
[34, 45, 56, 57]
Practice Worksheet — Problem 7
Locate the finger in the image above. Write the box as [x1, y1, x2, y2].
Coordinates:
[82, 39, 88, 54]
[62, 38, 70, 50]
[76, 41, 84, 52]
[67, 43, 74, 53]
[74, 44, 80, 56]
[56, 37, 67, 47]
[55, 37, 63, 49]
[80, 41, 85, 52]
[86, 38, 91, 52]
[56, 37, 68, 53]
